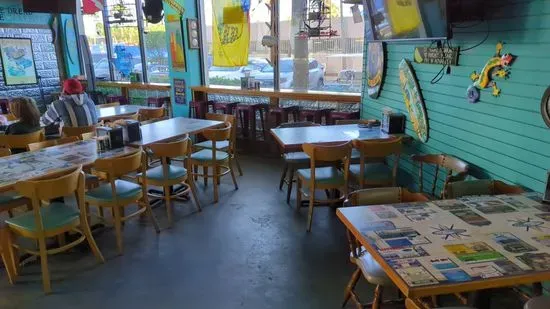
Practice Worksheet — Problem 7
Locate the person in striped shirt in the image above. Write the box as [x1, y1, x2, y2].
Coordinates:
[41, 78, 98, 128]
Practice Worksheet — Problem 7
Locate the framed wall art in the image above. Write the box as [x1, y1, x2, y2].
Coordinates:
[399, 59, 429, 143]
[187, 18, 200, 50]
[166, 14, 187, 71]
[367, 42, 385, 99]
[0, 38, 38, 86]
[541, 86, 550, 128]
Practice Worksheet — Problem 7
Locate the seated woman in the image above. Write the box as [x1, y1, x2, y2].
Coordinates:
[5, 97, 41, 135]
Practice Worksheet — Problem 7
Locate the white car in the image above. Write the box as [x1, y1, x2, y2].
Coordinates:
[253, 58, 325, 89]
[208, 58, 268, 82]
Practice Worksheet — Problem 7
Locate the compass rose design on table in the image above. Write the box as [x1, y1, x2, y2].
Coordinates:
[508, 217, 546, 232]
[431, 224, 469, 240]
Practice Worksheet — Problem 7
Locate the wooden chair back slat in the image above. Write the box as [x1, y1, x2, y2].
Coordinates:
[148, 138, 190, 159]
[201, 122, 231, 142]
[94, 149, 142, 178]
[302, 141, 352, 163]
[62, 125, 96, 139]
[0, 148, 11, 157]
[444, 179, 524, 199]
[139, 108, 164, 121]
[0, 129, 45, 149]
[27, 136, 79, 151]
[347, 187, 429, 206]
[14, 165, 82, 201]
[99, 102, 120, 108]
[352, 137, 402, 158]
[411, 154, 469, 198]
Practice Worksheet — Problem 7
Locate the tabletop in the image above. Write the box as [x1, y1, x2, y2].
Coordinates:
[0, 140, 136, 192]
[270, 124, 391, 151]
[129, 117, 223, 147]
[97, 105, 156, 121]
[337, 193, 550, 298]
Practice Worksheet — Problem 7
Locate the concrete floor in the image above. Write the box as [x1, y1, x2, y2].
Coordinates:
[0, 154, 526, 309]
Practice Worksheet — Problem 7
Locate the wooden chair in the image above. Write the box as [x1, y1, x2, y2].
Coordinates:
[351, 137, 402, 188]
[62, 125, 96, 139]
[296, 141, 352, 232]
[189, 123, 238, 203]
[119, 113, 139, 121]
[344, 187, 428, 309]
[6, 166, 104, 293]
[524, 295, 550, 309]
[27, 136, 79, 151]
[444, 179, 524, 199]
[0, 147, 30, 217]
[140, 116, 168, 125]
[138, 107, 165, 122]
[276, 121, 320, 204]
[411, 154, 469, 199]
[98, 102, 120, 108]
[138, 138, 201, 227]
[0, 226, 17, 285]
[0, 129, 44, 151]
[85, 149, 160, 255]
[194, 113, 243, 177]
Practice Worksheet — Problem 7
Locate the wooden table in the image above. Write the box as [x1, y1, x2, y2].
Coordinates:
[337, 193, 550, 306]
[129, 117, 223, 147]
[270, 124, 391, 152]
[0, 140, 136, 192]
[97, 105, 157, 121]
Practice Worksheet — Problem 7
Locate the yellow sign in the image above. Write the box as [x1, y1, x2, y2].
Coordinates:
[212, 0, 249, 67]
[386, 0, 421, 35]
[163, 0, 185, 15]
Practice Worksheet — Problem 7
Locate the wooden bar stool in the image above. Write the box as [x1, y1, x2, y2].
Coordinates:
[138, 138, 201, 227]
[296, 141, 352, 232]
[147, 96, 170, 108]
[236, 103, 269, 140]
[344, 187, 429, 309]
[270, 105, 300, 127]
[85, 149, 160, 255]
[190, 100, 214, 119]
[212, 101, 239, 115]
[327, 110, 360, 125]
[6, 165, 104, 293]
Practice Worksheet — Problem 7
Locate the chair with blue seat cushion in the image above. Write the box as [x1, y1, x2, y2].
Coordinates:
[351, 137, 403, 188]
[189, 122, 238, 204]
[296, 141, 352, 232]
[344, 187, 429, 309]
[137, 138, 201, 227]
[6, 165, 104, 293]
[85, 149, 159, 255]
[276, 121, 321, 204]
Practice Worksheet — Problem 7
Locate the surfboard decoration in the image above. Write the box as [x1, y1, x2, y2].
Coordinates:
[399, 59, 429, 143]
[367, 42, 385, 99]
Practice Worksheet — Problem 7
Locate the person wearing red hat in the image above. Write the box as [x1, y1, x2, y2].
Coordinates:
[41, 78, 98, 128]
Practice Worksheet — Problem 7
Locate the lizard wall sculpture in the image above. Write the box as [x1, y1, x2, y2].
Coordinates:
[466, 42, 515, 103]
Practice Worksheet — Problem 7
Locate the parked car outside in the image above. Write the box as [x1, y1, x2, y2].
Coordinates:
[208, 57, 268, 84]
[253, 58, 325, 89]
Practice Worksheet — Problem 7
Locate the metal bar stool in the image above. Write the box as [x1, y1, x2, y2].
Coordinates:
[299, 108, 333, 124]
[270, 105, 300, 127]
[106, 95, 127, 105]
[327, 110, 360, 125]
[236, 103, 269, 140]
[213, 101, 239, 115]
[190, 100, 214, 119]
[147, 96, 170, 108]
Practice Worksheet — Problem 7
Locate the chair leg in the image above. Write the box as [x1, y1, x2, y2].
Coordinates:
[229, 159, 239, 190]
[142, 193, 160, 233]
[296, 177, 302, 212]
[0, 229, 16, 285]
[193, 165, 198, 181]
[234, 154, 243, 176]
[259, 108, 266, 140]
[113, 207, 124, 255]
[188, 178, 202, 212]
[286, 167, 295, 204]
[81, 215, 105, 263]
[37, 237, 51, 293]
[342, 267, 362, 308]
[216, 166, 221, 185]
[372, 285, 384, 309]
[203, 166, 208, 186]
[279, 163, 288, 190]
[213, 164, 219, 203]
[164, 186, 173, 227]
[306, 188, 315, 232]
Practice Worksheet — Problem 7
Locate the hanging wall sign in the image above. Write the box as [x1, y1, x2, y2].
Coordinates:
[166, 14, 187, 71]
[541, 86, 550, 128]
[414, 47, 459, 66]
[367, 42, 385, 99]
[174, 78, 186, 105]
[0, 38, 38, 86]
[399, 59, 429, 143]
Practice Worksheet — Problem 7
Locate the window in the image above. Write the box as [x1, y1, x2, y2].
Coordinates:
[202, 0, 364, 93]
[143, 18, 169, 83]
[82, 10, 110, 80]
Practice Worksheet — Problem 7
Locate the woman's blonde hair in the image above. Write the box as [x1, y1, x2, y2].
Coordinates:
[10, 97, 40, 127]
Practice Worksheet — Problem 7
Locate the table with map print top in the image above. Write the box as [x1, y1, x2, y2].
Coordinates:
[337, 193, 550, 307]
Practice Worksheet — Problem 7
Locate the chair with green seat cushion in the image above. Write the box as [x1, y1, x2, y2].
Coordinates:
[7, 165, 104, 294]
[138, 138, 201, 227]
[189, 122, 238, 204]
[351, 137, 402, 188]
[276, 121, 321, 204]
[85, 149, 159, 255]
[203, 113, 243, 177]
[194, 140, 230, 150]
[444, 179, 524, 199]
[296, 141, 352, 232]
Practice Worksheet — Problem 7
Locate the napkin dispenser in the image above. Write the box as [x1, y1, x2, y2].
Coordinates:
[109, 126, 124, 149]
[381, 111, 405, 134]
[125, 120, 142, 142]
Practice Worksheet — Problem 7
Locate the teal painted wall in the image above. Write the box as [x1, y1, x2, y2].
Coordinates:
[163, 0, 201, 117]
[361, 0, 550, 193]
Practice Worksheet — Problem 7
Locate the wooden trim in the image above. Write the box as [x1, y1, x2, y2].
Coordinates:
[96, 81, 171, 91]
[191, 85, 361, 104]
[337, 209, 550, 299]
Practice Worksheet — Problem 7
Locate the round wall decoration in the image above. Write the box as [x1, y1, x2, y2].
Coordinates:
[367, 42, 385, 99]
[542, 86, 550, 128]
[399, 59, 429, 143]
